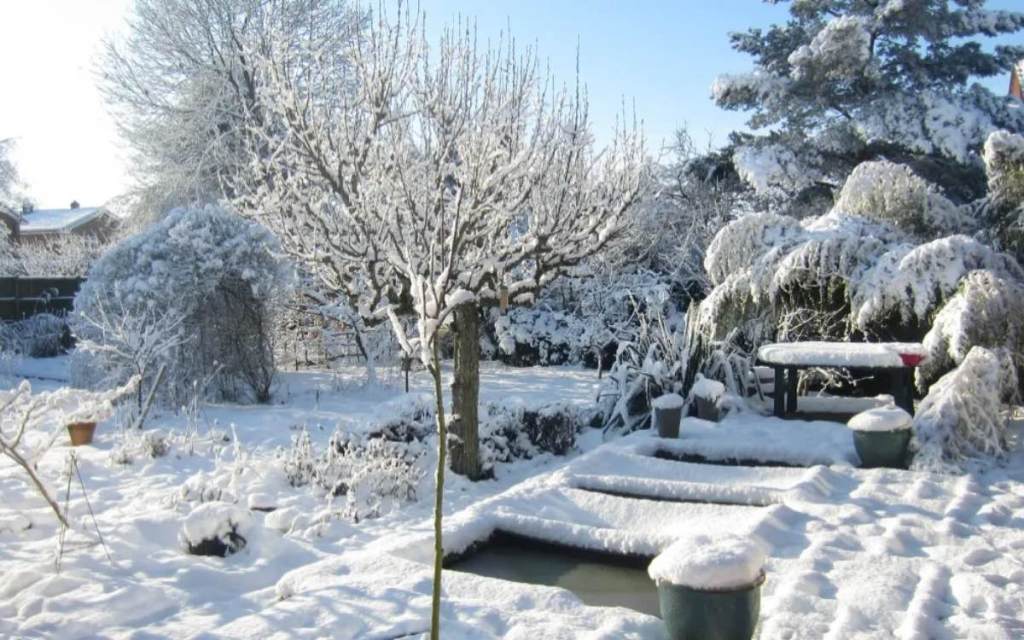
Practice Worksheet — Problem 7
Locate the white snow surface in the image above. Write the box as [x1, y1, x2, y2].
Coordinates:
[650, 392, 685, 409]
[690, 375, 725, 400]
[848, 406, 913, 432]
[648, 534, 766, 590]
[758, 341, 926, 368]
[2, 358, 1024, 638]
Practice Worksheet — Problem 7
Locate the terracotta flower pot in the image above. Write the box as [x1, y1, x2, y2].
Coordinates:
[67, 421, 97, 446]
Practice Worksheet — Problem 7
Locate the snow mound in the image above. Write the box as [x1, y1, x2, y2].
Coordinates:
[651, 393, 685, 410]
[181, 503, 252, 557]
[847, 406, 912, 432]
[648, 534, 766, 590]
[690, 376, 725, 401]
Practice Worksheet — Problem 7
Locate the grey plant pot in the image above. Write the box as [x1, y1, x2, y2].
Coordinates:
[853, 429, 912, 469]
[695, 396, 721, 422]
[654, 405, 683, 438]
[658, 572, 764, 640]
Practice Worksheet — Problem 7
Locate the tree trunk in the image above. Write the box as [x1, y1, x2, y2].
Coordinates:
[429, 339, 447, 640]
[450, 301, 481, 480]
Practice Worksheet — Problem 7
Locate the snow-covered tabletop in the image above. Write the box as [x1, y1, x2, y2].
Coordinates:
[757, 341, 926, 369]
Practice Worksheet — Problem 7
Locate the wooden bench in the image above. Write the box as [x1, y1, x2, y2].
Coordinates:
[756, 342, 926, 418]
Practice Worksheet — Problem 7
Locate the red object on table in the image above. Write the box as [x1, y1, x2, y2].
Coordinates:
[899, 353, 924, 367]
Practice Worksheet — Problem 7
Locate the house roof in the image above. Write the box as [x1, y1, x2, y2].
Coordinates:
[19, 207, 107, 234]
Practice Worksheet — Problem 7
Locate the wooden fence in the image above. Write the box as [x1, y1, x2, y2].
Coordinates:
[0, 277, 85, 321]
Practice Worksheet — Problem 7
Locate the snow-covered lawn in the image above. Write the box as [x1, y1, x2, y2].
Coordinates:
[1, 359, 1023, 639]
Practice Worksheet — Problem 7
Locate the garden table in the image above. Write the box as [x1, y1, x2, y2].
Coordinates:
[756, 341, 927, 418]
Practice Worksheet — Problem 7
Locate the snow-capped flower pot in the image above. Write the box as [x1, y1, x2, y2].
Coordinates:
[691, 375, 725, 422]
[67, 421, 97, 446]
[652, 393, 685, 438]
[848, 406, 913, 469]
[649, 536, 766, 640]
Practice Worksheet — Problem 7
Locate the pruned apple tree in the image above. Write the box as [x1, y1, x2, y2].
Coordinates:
[231, 8, 645, 637]
[234, 6, 646, 476]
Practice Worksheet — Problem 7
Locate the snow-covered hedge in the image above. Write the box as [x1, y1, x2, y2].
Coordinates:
[0, 313, 68, 357]
[491, 307, 587, 366]
[72, 205, 289, 404]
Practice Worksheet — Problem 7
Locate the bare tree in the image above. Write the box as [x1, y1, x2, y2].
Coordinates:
[234, 8, 646, 637]
[99, 0, 360, 221]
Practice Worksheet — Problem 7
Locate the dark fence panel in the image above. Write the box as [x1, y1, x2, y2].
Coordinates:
[0, 277, 86, 321]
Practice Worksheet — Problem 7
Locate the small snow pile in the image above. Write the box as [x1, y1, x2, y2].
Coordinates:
[180, 503, 252, 557]
[651, 393, 685, 410]
[690, 376, 725, 401]
[847, 406, 912, 432]
[648, 535, 765, 591]
[912, 346, 1014, 472]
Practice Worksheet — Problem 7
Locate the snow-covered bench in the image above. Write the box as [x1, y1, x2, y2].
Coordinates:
[756, 341, 926, 418]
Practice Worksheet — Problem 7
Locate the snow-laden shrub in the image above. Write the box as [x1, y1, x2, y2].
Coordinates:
[492, 307, 587, 366]
[919, 270, 1024, 394]
[852, 235, 1024, 329]
[180, 503, 251, 557]
[983, 130, 1024, 211]
[0, 313, 68, 357]
[981, 129, 1024, 262]
[72, 205, 289, 404]
[911, 347, 1016, 472]
[325, 433, 427, 522]
[704, 212, 804, 286]
[833, 160, 966, 237]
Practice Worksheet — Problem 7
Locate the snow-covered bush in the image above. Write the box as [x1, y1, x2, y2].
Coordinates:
[981, 130, 1024, 262]
[72, 205, 289, 404]
[833, 160, 965, 237]
[852, 235, 1024, 330]
[918, 270, 1024, 395]
[3, 233, 114, 277]
[491, 307, 587, 366]
[704, 212, 804, 287]
[180, 503, 251, 557]
[984, 130, 1024, 211]
[911, 347, 1015, 472]
[0, 313, 69, 357]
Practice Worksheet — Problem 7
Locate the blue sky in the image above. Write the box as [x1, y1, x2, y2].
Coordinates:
[0, 0, 1020, 208]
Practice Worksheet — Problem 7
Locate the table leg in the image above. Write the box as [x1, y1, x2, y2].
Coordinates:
[773, 366, 785, 417]
[786, 366, 798, 414]
[894, 368, 914, 414]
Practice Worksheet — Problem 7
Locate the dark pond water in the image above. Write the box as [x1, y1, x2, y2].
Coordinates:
[447, 533, 660, 617]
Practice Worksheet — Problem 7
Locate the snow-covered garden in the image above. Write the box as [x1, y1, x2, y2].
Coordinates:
[3, 1, 1024, 638]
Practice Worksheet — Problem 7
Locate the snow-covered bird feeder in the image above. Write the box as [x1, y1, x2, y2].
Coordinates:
[847, 405, 913, 469]
[648, 535, 766, 640]
[651, 393, 685, 438]
[691, 375, 726, 422]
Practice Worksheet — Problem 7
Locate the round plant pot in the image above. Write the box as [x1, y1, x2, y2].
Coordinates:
[658, 571, 765, 640]
[853, 429, 911, 469]
[67, 421, 97, 446]
[695, 396, 721, 422]
[654, 405, 683, 438]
